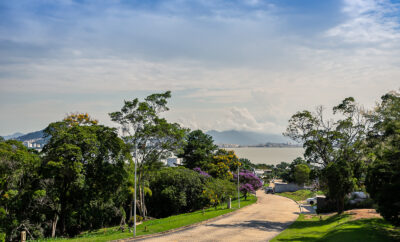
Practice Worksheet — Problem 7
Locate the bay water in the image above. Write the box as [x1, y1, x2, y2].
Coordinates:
[225, 147, 304, 165]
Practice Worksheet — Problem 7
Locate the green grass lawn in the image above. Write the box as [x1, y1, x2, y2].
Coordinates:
[33, 195, 257, 242]
[271, 213, 400, 242]
[277, 190, 324, 202]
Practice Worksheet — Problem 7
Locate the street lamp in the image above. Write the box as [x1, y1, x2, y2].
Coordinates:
[133, 148, 137, 238]
[237, 166, 240, 208]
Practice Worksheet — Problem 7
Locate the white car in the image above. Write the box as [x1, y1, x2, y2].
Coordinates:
[306, 197, 317, 205]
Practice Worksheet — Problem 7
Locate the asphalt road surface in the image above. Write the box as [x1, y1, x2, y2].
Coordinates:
[137, 191, 299, 241]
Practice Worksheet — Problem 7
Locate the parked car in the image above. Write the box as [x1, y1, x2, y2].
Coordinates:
[306, 197, 317, 205]
[265, 187, 274, 194]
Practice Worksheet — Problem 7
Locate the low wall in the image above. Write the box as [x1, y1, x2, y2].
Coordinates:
[274, 182, 303, 193]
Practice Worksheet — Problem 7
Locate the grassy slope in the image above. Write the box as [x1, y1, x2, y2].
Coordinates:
[272, 213, 400, 242]
[277, 190, 324, 202]
[34, 195, 257, 242]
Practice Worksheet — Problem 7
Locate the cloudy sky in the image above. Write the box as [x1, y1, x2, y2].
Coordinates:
[1, 0, 400, 135]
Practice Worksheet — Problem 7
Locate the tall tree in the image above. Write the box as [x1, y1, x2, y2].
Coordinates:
[41, 114, 128, 236]
[284, 97, 368, 213]
[366, 91, 400, 226]
[109, 91, 186, 218]
[0, 140, 42, 241]
[179, 130, 217, 170]
[294, 164, 310, 186]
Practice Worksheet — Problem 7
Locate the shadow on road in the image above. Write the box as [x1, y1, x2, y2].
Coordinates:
[205, 220, 290, 231]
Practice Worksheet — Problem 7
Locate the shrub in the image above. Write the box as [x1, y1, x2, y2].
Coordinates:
[147, 167, 206, 218]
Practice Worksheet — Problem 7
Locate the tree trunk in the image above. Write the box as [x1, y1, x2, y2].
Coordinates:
[337, 196, 345, 214]
[51, 213, 58, 238]
[129, 196, 133, 220]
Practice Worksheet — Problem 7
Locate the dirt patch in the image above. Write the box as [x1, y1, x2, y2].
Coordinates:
[345, 209, 382, 220]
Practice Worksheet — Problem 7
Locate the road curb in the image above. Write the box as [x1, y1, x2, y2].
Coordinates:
[113, 197, 258, 242]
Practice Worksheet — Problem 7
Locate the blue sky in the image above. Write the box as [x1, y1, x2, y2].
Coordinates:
[1, 0, 400, 135]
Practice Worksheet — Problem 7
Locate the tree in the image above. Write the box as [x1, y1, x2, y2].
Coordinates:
[272, 162, 290, 180]
[179, 130, 217, 170]
[203, 178, 235, 208]
[294, 164, 310, 186]
[234, 170, 262, 200]
[239, 158, 254, 170]
[366, 91, 400, 226]
[284, 97, 368, 213]
[207, 149, 241, 180]
[147, 168, 206, 218]
[109, 91, 187, 218]
[41, 114, 129, 236]
[0, 140, 42, 241]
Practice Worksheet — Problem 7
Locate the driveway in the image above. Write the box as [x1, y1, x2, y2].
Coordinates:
[137, 190, 299, 241]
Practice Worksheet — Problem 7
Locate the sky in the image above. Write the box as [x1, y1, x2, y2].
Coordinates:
[1, 0, 400, 136]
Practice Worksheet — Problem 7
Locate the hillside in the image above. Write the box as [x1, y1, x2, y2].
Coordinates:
[2, 132, 24, 140]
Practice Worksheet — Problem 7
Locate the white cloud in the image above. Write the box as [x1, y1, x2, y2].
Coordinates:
[1, 0, 400, 135]
[326, 0, 400, 44]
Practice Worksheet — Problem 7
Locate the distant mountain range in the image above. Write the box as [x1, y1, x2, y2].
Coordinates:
[2, 132, 25, 140]
[1, 130, 47, 147]
[15, 130, 45, 142]
[3, 129, 294, 147]
[206, 130, 292, 146]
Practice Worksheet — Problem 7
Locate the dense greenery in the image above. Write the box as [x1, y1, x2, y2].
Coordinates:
[365, 92, 400, 226]
[34, 195, 257, 242]
[42, 114, 129, 236]
[0, 92, 257, 241]
[277, 189, 324, 202]
[179, 130, 217, 169]
[285, 97, 367, 213]
[147, 167, 207, 218]
[283, 90, 400, 226]
[272, 213, 399, 242]
[109, 91, 187, 219]
[0, 140, 42, 240]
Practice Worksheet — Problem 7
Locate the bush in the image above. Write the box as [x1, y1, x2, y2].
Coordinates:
[147, 167, 207, 218]
[203, 178, 235, 208]
[128, 215, 144, 227]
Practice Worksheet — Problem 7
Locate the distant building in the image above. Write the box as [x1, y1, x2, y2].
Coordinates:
[254, 169, 272, 178]
[161, 156, 183, 167]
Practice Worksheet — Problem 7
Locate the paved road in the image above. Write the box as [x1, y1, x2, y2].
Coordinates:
[138, 191, 299, 242]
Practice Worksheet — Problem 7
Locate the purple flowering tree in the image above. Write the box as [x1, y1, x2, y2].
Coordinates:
[193, 167, 211, 177]
[234, 170, 262, 200]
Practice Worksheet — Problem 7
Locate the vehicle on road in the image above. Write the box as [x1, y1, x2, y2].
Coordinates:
[265, 187, 274, 194]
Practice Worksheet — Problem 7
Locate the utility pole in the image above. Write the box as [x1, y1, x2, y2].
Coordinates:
[134, 148, 137, 238]
[237, 166, 240, 208]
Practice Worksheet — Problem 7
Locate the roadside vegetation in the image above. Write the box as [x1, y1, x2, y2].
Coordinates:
[278, 190, 324, 202]
[272, 213, 400, 242]
[1, 92, 263, 241]
[33, 195, 256, 242]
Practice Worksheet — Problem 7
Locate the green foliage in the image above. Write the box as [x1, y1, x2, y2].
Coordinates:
[37, 195, 257, 242]
[41, 115, 129, 236]
[109, 91, 187, 218]
[366, 91, 400, 226]
[147, 168, 206, 217]
[179, 130, 217, 169]
[272, 213, 399, 242]
[239, 158, 254, 170]
[203, 178, 236, 208]
[284, 97, 368, 213]
[0, 139, 43, 240]
[322, 160, 355, 213]
[294, 163, 311, 185]
[278, 189, 323, 201]
[207, 149, 241, 179]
